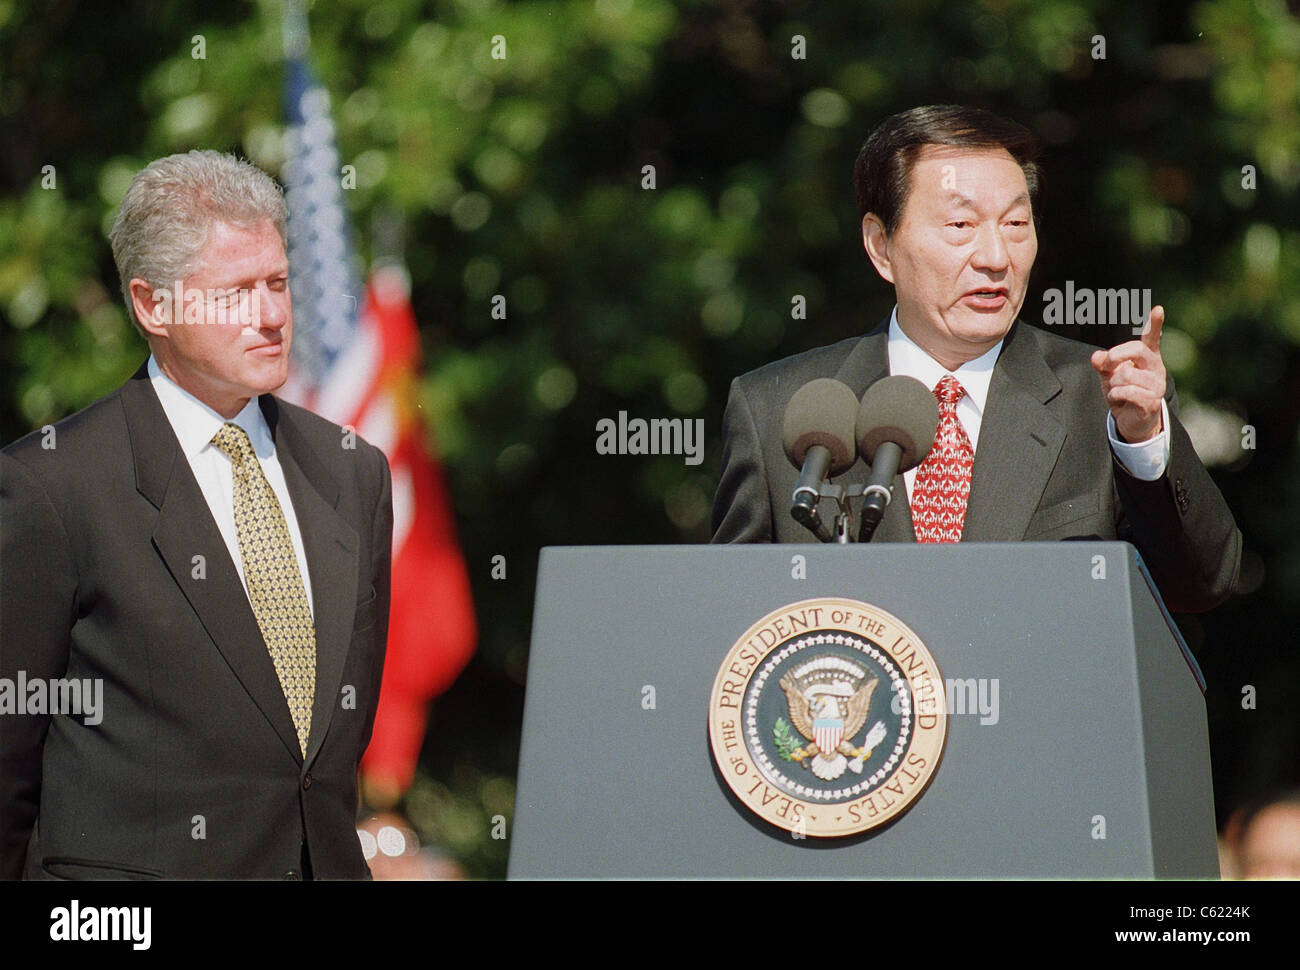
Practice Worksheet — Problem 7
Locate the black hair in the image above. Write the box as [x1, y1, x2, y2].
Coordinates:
[854, 104, 1041, 233]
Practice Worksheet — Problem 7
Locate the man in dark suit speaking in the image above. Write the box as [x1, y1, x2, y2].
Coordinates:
[0, 151, 392, 879]
[712, 105, 1240, 613]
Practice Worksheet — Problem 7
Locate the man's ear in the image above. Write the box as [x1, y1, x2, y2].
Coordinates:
[129, 278, 171, 339]
[861, 213, 894, 285]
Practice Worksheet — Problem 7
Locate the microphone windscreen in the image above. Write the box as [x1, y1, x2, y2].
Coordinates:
[781, 378, 859, 475]
[855, 375, 941, 471]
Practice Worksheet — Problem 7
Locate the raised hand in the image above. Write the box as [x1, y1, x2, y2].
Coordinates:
[1090, 304, 1167, 443]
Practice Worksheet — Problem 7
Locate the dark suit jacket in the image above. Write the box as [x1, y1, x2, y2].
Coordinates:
[0, 360, 392, 879]
[711, 317, 1241, 613]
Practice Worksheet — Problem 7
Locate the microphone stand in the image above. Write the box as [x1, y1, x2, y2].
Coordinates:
[793, 481, 871, 544]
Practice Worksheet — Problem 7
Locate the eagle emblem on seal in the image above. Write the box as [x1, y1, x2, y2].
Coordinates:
[775, 657, 888, 781]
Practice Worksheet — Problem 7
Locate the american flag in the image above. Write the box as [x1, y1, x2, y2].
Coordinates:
[280, 19, 477, 797]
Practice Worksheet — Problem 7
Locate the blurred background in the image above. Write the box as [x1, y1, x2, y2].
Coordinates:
[1, 0, 1296, 878]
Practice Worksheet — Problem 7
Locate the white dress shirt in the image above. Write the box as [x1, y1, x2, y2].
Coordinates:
[148, 355, 315, 617]
[885, 306, 1170, 502]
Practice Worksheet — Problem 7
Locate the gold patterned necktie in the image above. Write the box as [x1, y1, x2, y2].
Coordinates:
[210, 422, 315, 757]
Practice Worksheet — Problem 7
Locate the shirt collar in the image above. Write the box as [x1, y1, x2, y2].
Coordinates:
[147, 354, 271, 459]
[886, 305, 1002, 416]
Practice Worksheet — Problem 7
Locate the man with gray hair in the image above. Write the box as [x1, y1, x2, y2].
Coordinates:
[0, 150, 393, 879]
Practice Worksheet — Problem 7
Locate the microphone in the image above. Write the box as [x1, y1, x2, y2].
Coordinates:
[781, 378, 860, 541]
[854, 376, 940, 542]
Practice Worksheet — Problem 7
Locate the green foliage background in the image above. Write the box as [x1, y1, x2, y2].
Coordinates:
[2, 0, 1297, 877]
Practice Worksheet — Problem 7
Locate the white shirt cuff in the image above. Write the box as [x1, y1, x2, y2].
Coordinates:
[1108, 399, 1171, 481]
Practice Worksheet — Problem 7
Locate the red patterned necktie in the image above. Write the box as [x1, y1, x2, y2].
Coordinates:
[911, 375, 974, 543]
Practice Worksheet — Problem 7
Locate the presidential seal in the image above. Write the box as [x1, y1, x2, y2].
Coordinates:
[708, 597, 946, 838]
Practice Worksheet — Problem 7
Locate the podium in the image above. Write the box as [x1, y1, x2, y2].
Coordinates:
[508, 542, 1218, 878]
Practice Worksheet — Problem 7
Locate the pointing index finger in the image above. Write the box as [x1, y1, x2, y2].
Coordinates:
[1142, 304, 1164, 353]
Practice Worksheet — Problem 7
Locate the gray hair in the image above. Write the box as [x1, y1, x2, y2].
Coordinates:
[108, 150, 288, 336]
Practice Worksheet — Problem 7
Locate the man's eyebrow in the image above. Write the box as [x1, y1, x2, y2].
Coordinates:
[942, 193, 1032, 216]
[224, 266, 290, 288]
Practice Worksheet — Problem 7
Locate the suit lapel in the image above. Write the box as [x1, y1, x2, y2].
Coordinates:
[833, 320, 917, 543]
[259, 396, 359, 767]
[962, 321, 1066, 541]
[833, 316, 1066, 543]
[124, 364, 359, 766]
[124, 365, 304, 762]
